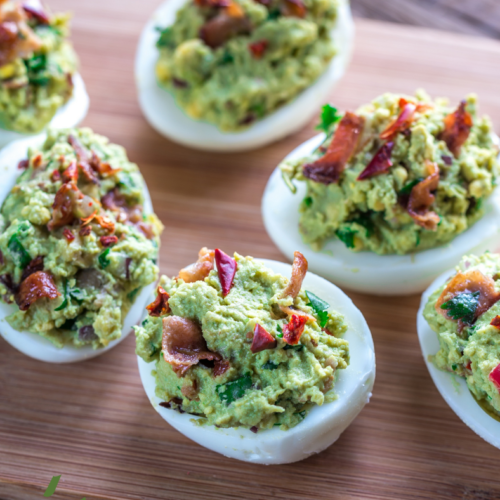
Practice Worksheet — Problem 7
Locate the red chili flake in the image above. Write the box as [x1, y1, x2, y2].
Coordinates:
[283, 314, 307, 345]
[213, 359, 230, 377]
[357, 142, 394, 180]
[22, 0, 50, 24]
[248, 40, 268, 59]
[303, 112, 365, 184]
[51, 169, 61, 182]
[63, 228, 75, 243]
[408, 162, 440, 230]
[62, 162, 78, 183]
[440, 100, 473, 158]
[380, 103, 417, 140]
[100, 235, 118, 247]
[94, 215, 115, 234]
[441, 155, 453, 166]
[79, 225, 92, 237]
[32, 153, 43, 168]
[249, 426, 258, 434]
[17, 159, 29, 170]
[90, 151, 121, 177]
[80, 210, 97, 226]
[251, 324, 277, 353]
[489, 363, 500, 390]
[215, 249, 237, 297]
[15, 271, 60, 311]
[490, 316, 500, 328]
[280, 0, 306, 17]
[68, 134, 99, 184]
[146, 286, 171, 317]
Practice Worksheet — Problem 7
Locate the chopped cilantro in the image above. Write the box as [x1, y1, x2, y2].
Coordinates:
[416, 232, 421, 247]
[295, 410, 306, 420]
[7, 234, 31, 268]
[440, 291, 480, 325]
[267, 9, 280, 19]
[475, 198, 483, 212]
[142, 318, 148, 327]
[351, 215, 374, 238]
[262, 360, 279, 370]
[303, 196, 313, 208]
[276, 324, 283, 338]
[399, 178, 424, 195]
[250, 103, 266, 118]
[98, 248, 112, 269]
[306, 290, 329, 328]
[55, 280, 84, 311]
[316, 104, 341, 133]
[216, 375, 253, 405]
[156, 26, 173, 48]
[335, 227, 357, 249]
[220, 50, 234, 65]
[284, 344, 303, 351]
[452, 364, 457, 371]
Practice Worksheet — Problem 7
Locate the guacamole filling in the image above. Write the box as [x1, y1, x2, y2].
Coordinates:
[280, 91, 500, 255]
[0, 127, 163, 348]
[423, 253, 500, 418]
[155, 0, 339, 131]
[135, 248, 349, 430]
[0, 0, 77, 133]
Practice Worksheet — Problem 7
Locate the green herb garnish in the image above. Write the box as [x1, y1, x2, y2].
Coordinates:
[55, 280, 84, 311]
[216, 375, 253, 405]
[351, 215, 374, 238]
[276, 323, 283, 338]
[220, 50, 234, 65]
[335, 227, 357, 249]
[303, 196, 313, 208]
[98, 248, 112, 269]
[306, 290, 329, 328]
[7, 234, 31, 268]
[452, 364, 457, 371]
[295, 410, 306, 420]
[156, 26, 173, 48]
[262, 361, 279, 370]
[250, 103, 266, 118]
[440, 291, 480, 325]
[399, 178, 424, 195]
[284, 344, 304, 351]
[316, 104, 341, 133]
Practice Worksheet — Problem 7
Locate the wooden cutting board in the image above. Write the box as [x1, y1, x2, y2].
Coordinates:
[1, 2, 500, 499]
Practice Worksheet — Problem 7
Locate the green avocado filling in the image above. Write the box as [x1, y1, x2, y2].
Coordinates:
[135, 253, 349, 430]
[0, 3, 78, 133]
[0, 128, 163, 348]
[280, 91, 500, 255]
[423, 253, 500, 418]
[155, 0, 339, 131]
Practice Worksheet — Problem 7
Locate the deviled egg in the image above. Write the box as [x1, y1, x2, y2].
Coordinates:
[0, 128, 163, 363]
[136, 248, 375, 464]
[0, 0, 89, 148]
[262, 91, 500, 295]
[417, 252, 500, 449]
[135, 0, 353, 151]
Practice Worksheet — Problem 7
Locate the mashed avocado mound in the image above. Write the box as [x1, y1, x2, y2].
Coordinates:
[281, 91, 500, 255]
[135, 249, 349, 430]
[423, 253, 500, 418]
[155, 0, 339, 131]
[0, 1, 78, 133]
[0, 128, 163, 348]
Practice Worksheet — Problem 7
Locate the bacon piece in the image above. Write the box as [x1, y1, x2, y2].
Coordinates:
[47, 183, 81, 231]
[380, 103, 416, 140]
[162, 316, 222, 377]
[199, 1, 251, 49]
[489, 364, 500, 390]
[215, 248, 237, 297]
[407, 162, 440, 230]
[102, 188, 127, 211]
[283, 314, 307, 345]
[22, 0, 49, 24]
[16, 270, 60, 311]
[179, 247, 215, 283]
[280, 0, 306, 17]
[251, 324, 277, 353]
[68, 134, 98, 184]
[90, 151, 121, 177]
[63, 228, 75, 243]
[491, 316, 500, 329]
[357, 141, 394, 180]
[32, 153, 43, 168]
[146, 286, 170, 317]
[79, 225, 91, 237]
[436, 269, 500, 330]
[20, 256, 44, 282]
[62, 162, 78, 183]
[248, 40, 268, 59]
[280, 251, 308, 300]
[100, 235, 118, 247]
[303, 112, 365, 184]
[440, 100, 473, 158]
[213, 359, 230, 377]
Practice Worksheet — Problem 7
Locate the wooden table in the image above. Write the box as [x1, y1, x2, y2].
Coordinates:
[2, 2, 500, 499]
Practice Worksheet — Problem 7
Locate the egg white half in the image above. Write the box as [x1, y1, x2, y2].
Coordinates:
[417, 270, 500, 450]
[0, 73, 89, 149]
[137, 258, 375, 464]
[262, 133, 500, 296]
[0, 134, 157, 363]
[135, 0, 354, 152]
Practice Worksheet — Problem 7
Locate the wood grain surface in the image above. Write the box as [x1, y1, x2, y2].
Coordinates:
[2, 1, 500, 499]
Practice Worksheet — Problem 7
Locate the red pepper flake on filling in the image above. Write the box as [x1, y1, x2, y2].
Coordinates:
[491, 316, 500, 328]
[303, 112, 365, 185]
[215, 248, 237, 297]
[357, 141, 394, 180]
[248, 40, 268, 59]
[51, 169, 61, 182]
[380, 102, 417, 140]
[489, 364, 500, 390]
[17, 159, 29, 170]
[251, 324, 277, 353]
[16, 271, 60, 311]
[63, 228, 75, 243]
[146, 286, 170, 317]
[62, 162, 78, 183]
[440, 100, 472, 158]
[99, 235, 118, 247]
[283, 314, 307, 345]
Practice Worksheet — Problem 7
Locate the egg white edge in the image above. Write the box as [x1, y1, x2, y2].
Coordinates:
[262, 133, 500, 296]
[0, 133, 158, 363]
[417, 268, 500, 450]
[134, 0, 354, 152]
[0, 73, 90, 149]
[137, 258, 375, 465]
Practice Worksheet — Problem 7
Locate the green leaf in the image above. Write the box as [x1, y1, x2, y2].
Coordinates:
[351, 215, 374, 238]
[306, 290, 329, 328]
[335, 227, 357, 249]
[55, 281, 83, 311]
[284, 344, 303, 351]
[98, 248, 111, 269]
[54, 280, 69, 311]
[316, 104, 341, 133]
[303, 196, 313, 208]
[276, 323, 283, 338]
[452, 364, 457, 371]
[26, 53, 47, 72]
[220, 50, 234, 65]
[250, 103, 266, 118]
[399, 178, 424, 195]
[267, 9, 280, 19]
[43, 475, 61, 497]
[216, 375, 252, 405]
[156, 26, 173, 48]
[440, 291, 480, 325]
[262, 360, 279, 370]
[7, 234, 31, 268]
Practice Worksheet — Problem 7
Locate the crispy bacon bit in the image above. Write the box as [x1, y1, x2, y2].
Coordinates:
[79, 225, 92, 237]
[22, 0, 49, 24]
[249, 40, 268, 59]
[99, 235, 118, 247]
[16, 270, 60, 311]
[215, 248, 237, 297]
[162, 316, 222, 377]
[47, 183, 80, 231]
[199, 1, 250, 49]
[213, 359, 230, 377]
[251, 324, 277, 353]
[491, 316, 500, 329]
[380, 103, 417, 140]
[408, 162, 440, 230]
[303, 112, 365, 184]
[62, 162, 78, 183]
[280, 305, 315, 322]
[357, 141, 394, 180]
[17, 159, 29, 170]
[51, 169, 61, 182]
[280, 251, 308, 300]
[68, 134, 98, 184]
[280, 0, 306, 17]
[440, 100, 473, 158]
[102, 188, 127, 211]
[398, 97, 432, 114]
[20, 256, 43, 282]
[283, 314, 307, 345]
[489, 364, 500, 390]
[179, 247, 215, 283]
[90, 151, 121, 177]
[32, 153, 43, 168]
[181, 380, 199, 400]
[63, 228, 75, 243]
[436, 270, 500, 330]
[136, 221, 155, 240]
[146, 286, 170, 317]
